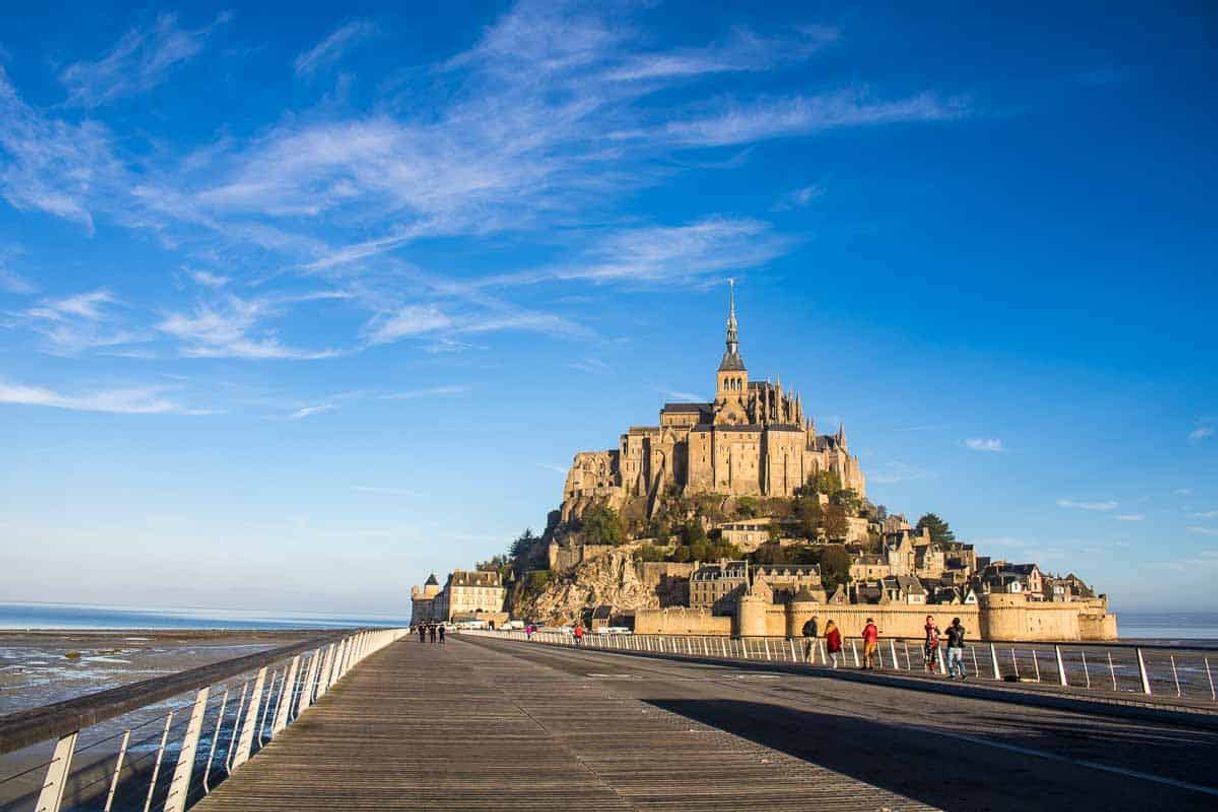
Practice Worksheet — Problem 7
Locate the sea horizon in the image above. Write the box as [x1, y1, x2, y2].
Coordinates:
[2, 600, 1216, 641]
[0, 600, 405, 631]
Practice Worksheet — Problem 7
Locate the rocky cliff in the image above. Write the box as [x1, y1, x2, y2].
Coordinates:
[524, 549, 660, 625]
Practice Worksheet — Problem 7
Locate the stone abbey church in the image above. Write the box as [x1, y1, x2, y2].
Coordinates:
[561, 285, 867, 522]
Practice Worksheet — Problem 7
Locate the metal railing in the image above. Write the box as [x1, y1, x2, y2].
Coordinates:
[467, 629, 1218, 708]
[0, 628, 408, 812]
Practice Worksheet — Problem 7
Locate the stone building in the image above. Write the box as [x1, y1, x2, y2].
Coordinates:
[410, 570, 507, 623]
[409, 573, 442, 623]
[689, 559, 824, 615]
[561, 283, 866, 522]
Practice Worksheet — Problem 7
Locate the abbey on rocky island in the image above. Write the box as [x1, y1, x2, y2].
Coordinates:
[562, 283, 866, 522]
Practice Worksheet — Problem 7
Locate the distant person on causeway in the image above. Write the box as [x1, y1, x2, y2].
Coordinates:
[862, 618, 879, 670]
[801, 615, 819, 662]
[945, 617, 967, 680]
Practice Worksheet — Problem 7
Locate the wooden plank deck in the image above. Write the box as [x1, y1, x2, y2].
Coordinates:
[195, 636, 930, 811]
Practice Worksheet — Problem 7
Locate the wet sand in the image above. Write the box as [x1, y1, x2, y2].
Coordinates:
[0, 629, 320, 717]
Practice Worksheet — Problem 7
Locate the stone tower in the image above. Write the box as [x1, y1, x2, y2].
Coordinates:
[714, 280, 749, 425]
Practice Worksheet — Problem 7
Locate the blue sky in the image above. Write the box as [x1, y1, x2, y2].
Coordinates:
[0, 1, 1215, 617]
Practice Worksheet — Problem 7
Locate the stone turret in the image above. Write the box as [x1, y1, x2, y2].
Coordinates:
[785, 588, 819, 638]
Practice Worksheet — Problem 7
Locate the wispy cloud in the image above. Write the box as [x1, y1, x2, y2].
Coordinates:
[536, 463, 569, 475]
[964, 438, 1004, 452]
[350, 485, 418, 496]
[158, 294, 338, 360]
[0, 379, 191, 414]
[1175, 488, 1194, 496]
[660, 389, 706, 403]
[294, 20, 376, 77]
[773, 185, 823, 210]
[59, 12, 231, 107]
[0, 68, 121, 231]
[1188, 526, 1218, 537]
[287, 403, 337, 420]
[381, 385, 470, 400]
[1057, 498, 1118, 512]
[1188, 425, 1214, 443]
[22, 289, 140, 354]
[1115, 513, 1145, 522]
[0, 256, 35, 294]
[654, 89, 968, 148]
[186, 269, 229, 288]
[1193, 510, 1218, 520]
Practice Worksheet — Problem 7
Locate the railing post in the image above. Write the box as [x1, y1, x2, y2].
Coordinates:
[1055, 645, 1068, 687]
[272, 656, 301, 735]
[165, 687, 209, 812]
[142, 711, 173, 812]
[201, 691, 227, 795]
[34, 731, 78, 812]
[318, 644, 337, 696]
[297, 649, 321, 715]
[990, 642, 1001, 679]
[1136, 647, 1152, 695]
[232, 667, 267, 769]
[889, 639, 899, 670]
[851, 639, 860, 667]
[936, 645, 946, 675]
[104, 729, 131, 811]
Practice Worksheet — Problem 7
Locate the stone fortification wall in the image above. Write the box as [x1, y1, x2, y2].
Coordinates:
[637, 597, 1118, 642]
[635, 607, 732, 635]
[548, 542, 615, 573]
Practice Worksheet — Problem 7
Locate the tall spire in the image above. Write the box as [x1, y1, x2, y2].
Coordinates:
[717, 278, 746, 372]
[726, 278, 738, 355]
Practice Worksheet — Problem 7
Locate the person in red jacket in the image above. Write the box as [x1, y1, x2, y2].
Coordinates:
[573, 623, 585, 646]
[824, 620, 843, 668]
[862, 618, 879, 670]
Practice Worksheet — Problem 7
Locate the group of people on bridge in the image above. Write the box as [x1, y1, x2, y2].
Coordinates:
[799, 614, 968, 679]
[415, 623, 446, 644]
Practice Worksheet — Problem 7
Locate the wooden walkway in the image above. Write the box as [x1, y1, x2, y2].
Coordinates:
[195, 636, 930, 811]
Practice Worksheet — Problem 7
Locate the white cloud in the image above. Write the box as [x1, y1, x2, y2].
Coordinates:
[365, 304, 453, 344]
[1175, 488, 1194, 496]
[1188, 426, 1214, 443]
[187, 269, 229, 288]
[287, 403, 336, 420]
[0, 380, 187, 414]
[661, 389, 706, 403]
[22, 289, 140, 354]
[351, 485, 418, 496]
[536, 463, 569, 475]
[294, 21, 376, 77]
[964, 438, 1004, 452]
[656, 89, 968, 148]
[1193, 510, 1218, 520]
[1115, 514, 1145, 522]
[59, 12, 230, 107]
[0, 68, 122, 231]
[773, 185, 824, 210]
[382, 385, 470, 400]
[158, 294, 337, 360]
[1056, 499, 1118, 512]
[1188, 526, 1218, 537]
[0, 264, 35, 294]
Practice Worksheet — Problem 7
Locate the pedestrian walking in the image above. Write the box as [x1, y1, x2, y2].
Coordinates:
[418, 625, 426, 643]
[573, 623, 585, 646]
[438, 624, 446, 644]
[824, 620, 842, 668]
[429, 624, 437, 643]
[945, 617, 968, 680]
[525, 623, 535, 640]
[801, 615, 819, 662]
[924, 614, 941, 674]
[862, 618, 879, 670]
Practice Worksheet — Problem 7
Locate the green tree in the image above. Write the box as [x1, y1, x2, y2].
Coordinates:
[823, 503, 849, 541]
[580, 505, 625, 546]
[813, 469, 843, 495]
[510, 528, 540, 560]
[811, 544, 852, 591]
[735, 496, 759, 519]
[916, 513, 956, 543]
[830, 488, 862, 516]
[792, 494, 823, 540]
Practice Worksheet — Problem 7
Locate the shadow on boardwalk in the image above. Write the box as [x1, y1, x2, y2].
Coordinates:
[645, 697, 1218, 812]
